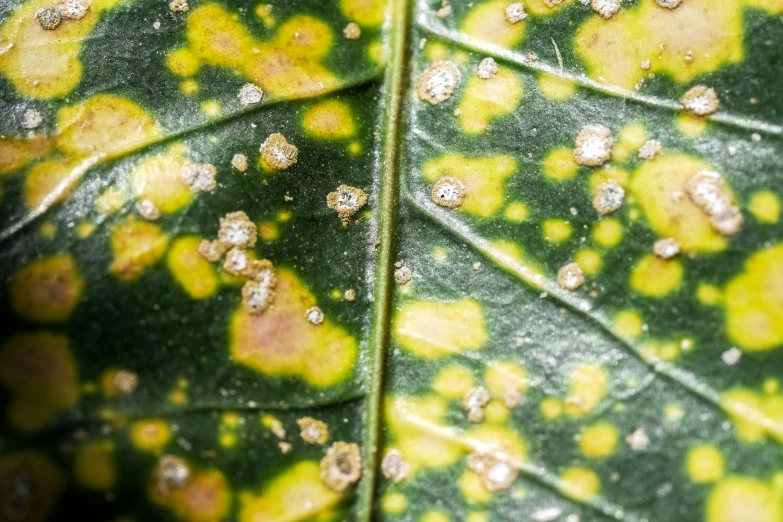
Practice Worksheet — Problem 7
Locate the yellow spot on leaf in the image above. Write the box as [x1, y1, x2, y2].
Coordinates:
[575, 248, 602, 275]
[0, 0, 131, 98]
[537, 72, 576, 101]
[0, 332, 79, 432]
[579, 423, 618, 459]
[592, 217, 623, 247]
[74, 440, 116, 490]
[421, 511, 450, 522]
[423, 154, 517, 218]
[110, 218, 170, 281]
[630, 255, 683, 298]
[706, 477, 783, 522]
[541, 397, 563, 419]
[341, 0, 386, 26]
[130, 144, 193, 214]
[542, 218, 572, 243]
[559, 467, 600, 501]
[39, 221, 56, 239]
[160, 470, 231, 522]
[630, 153, 734, 252]
[750, 191, 781, 224]
[167, 237, 218, 299]
[613, 123, 647, 163]
[258, 221, 279, 241]
[697, 283, 723, 306]
[485, 361, 528, 402]
[181, 79, 199, 95]
[230, 269, 357, 386]
[542, 147, 579, 181]
[504, 201, 529, 222]
[382, 492, 407, 514]
[462, 0, 525, 48]
[393, 299, 488, 359]
[460, 470, 493, 504]
[184, 5, 338, 99]
[0, 135, 52, 175]
[9, 255, 84, 322]
[724, 245, 783, 351]
[457, 68, 523, 134]
[614, 310, 643, 338]
[433, 365, 475, 399]
[131, 419, 171, 453]
[565, 363, 607, 417]
[302, 99, 356, 140]
[238, 461, 339, 522]
[686, 444, 725, 483]
[201, 100, 221, 116]
[676, 113, 709, 137]
[0, 452, 64, 521]
[24, 158, 93, 212]
[167, 48, 201, 77]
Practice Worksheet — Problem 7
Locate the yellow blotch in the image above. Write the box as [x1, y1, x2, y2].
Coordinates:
[484, 401, 510, 424]
[109, 218, 169, 281]
[504, 202, 529, 222]
[423, 154, 517, 218]
[686, 444, 725, 484]
[382, 492, 407, 514]
[167, 48, 201, 77]
[422, 511, 450, 522]
[697, 283, 723, 306]
[201, 100, 221, 116]
[579, 423, 618, 459]
[0, 452, 64, 521]
[565, 363, 607, 417]
[485, 361, 528, 402]
[258, 222, 279, 241]
[457, 68, 523, 134]
[219, 432, 237, 448]
[765, 379, 780, 395]
[642, 341, 680, 362]
[630, 153, 734, 252]
[575, 0, 754, 91]
[433, 247, 448, 261]
[130, 144, 193, 214]
[541, 397, 563, 420]
[433, 365, 475, 399]
[55, 94, 163, 159]
[613, 123, 647, 163]
[159, 470, 231, 522]
[575, 248, 602, 275]
[40, 221, 56, 239]
[255, 4, 276, 27]
[230, 269, 357, 387]
[302, 99, 356, 140]
[239, 461, 339, 522]
[341, 0, 385, 26]
[385, 395, 463, 472]
[393, 299, 488, 359]
[24, 158, 94, 212]
[592, 218, 623, 247]
[9, 255, 84, 322]
[630, 254, 683, 298]
[462, 0, 525, 48]
[665, 403, 684, 422]
[460, 470, 493, 504]
[0, 135, 52, 175]
[184, 5, 338, 100]
[543, 147, 579, 181]
[614, 310, 643, 338]
[525, 0, 575, 15]
[676, 113, 709, 137]
[468, 423, 528, 460]
[559, 467, 600, 501]
[74, 440, 116, 490]
[167, 237, 218, 300]
[706, 477, 783, 522]
[425, 42, 449, 62]
[349, 141, 362, 155]
[538, 72, 576, 101]
[75, 221, 95, 239]
[276, 209, 292, 222]
[724, 245, 783, 351]
[750, 191, 781, 224]
[467, 513, 488, 522]
[181, 79, 199, 95]
[542, 219, 572, 243]
[0, 0, 130, 98]
[0, 332, 79, 432]
[131, 419, 171, 453]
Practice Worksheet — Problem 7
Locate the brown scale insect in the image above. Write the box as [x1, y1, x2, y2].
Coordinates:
[320, 442, 362, 492]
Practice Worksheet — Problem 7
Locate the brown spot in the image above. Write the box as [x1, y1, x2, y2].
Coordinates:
[154, 455, 191, 496]
[682, 86, 719, 116]
[574, 125, 613, 166]
[197, 239, 228, 262]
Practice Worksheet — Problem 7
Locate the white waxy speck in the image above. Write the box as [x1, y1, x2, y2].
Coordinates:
[654, 238, 680, 259]
[722, 347, 742, 365]
[593, 180, 625, 214]
[231, 153, 248, 172]
[505, 3, 527, 23]
[59, 0, 90, 19]
[431, 176, 466, 208]
[641, 60, 651, 70]
[180, 163, 217, 193]
[656, 0, 682, 8]
[136, 199, 160, 221]
[238, 83, 263, 105]
[381, 449, 410, 483]
[638, 139, 662, 160]
[573, 124, 613, 166]
[22, 109, 43, 129]
[305, 306, 324, 325]
[558, 263, 584, 291]
[416, 61, 461, 105]
[592, 0, 621, 18]
[218, 211, 257, 248]
[462, 386, 490, 423]
[682, 86, 719, 116]
[477, 57, 499, 79]
[626, 428, 650, 451]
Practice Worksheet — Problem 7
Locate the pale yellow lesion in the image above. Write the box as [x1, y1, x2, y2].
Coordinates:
[153, 468, 232, 522]
[302, 99, 356, 140]
[0, 332, 80, 432]
[706, 476, 783, 522]
[131, 419, 171, 452]
[393, 299, 488, 359]
[109, 217, 170, 281]
[574, 0, 783, 91]
[167, 236, 219, 299]
[630, 255, 683, 298]
[461, 0, 526, 48]
[537, 72, 576, 101]
[230, 269, 357, 387]
[542, 147, 579, 181]
[457, 68, 523, 134]
[564, 363, 608, 417]
[177, 4, 340, 100]
[74, 440, 116, 490]
[130, 144, 193, 214]
[433, 365, 475, 399]
[9, 255, 84, 322]
[721, 387, 783, 443]
[422, 154, 517, 217]
[559, 467, 600, 501]
[0, 0, 132, 98]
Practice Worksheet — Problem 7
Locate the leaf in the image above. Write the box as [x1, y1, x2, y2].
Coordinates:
[1, 0, 782, 522]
